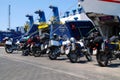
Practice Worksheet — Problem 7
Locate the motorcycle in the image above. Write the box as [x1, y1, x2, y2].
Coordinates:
[20, 39, 32, 56]
[31, 43, 41, 57]
[96, 39, 120, 67]
[32, 33, 49, 57]
[64, 38, 92, 63]
[32, 42, 48, 57]
[5, 39, 20, 53]
[47, 39, 62, 60]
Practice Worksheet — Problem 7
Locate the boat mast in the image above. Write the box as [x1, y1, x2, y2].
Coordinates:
[8, 5, 11, 30]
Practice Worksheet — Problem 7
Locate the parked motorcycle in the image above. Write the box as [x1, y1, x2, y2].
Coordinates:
[32, 33, 49, 57]
[32, 43, 41, 57]
[5, 38, 20, 53]
[47, 39, 61, 60]
[96, 39, 120, 67]
[64, 38, 92, 63]
[32, 42, 48, 57]
[20, 38, 33, 56]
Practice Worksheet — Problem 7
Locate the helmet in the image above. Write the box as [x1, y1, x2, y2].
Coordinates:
[119, 32, 120, 35]
[53, 33, 57, 36]
[58, 36, 62, 40]
[53, 33, 57, 38]
[70, 37, 75, 43]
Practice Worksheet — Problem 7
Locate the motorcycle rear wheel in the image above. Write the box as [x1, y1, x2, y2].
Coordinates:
[22, 50, 29, 56]
[96, 51, 109, 67]
[68, 52, 78, 63]
[5, 47, 13, 53]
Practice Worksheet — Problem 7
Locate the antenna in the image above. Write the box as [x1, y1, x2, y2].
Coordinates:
[8, 5, 11, 30]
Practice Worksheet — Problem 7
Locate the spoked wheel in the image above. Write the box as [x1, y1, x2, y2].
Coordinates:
[68, 52, 78, 63]
[96, 51, 109, 67]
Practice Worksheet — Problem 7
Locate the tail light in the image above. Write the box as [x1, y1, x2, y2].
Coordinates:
[105, 46, 108, 49]
[95, 43, 99, 46]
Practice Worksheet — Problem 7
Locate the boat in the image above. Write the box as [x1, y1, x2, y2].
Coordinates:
[49, 1, 96, 40]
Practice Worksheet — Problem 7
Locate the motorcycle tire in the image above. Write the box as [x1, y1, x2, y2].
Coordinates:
[5, 47, 13, 53]
[32, 47, 41, 57]
[96, 51, 109, 67]
[33, 50, 41, 57]
[22, 50, 29, 56]
[48, 50, 57, 60]
[33, 53, 41, 57]
[68, 52, 78, 63]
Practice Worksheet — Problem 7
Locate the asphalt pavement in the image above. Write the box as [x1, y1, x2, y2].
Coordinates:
[0, 47, 120, 80]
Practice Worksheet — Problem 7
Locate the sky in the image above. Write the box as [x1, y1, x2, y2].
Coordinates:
[0, 0, 120, 31]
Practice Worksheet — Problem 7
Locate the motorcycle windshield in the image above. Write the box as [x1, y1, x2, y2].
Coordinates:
[66, 21, 96, 40]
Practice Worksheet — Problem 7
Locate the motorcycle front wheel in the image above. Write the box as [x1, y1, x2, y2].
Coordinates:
[33, 52, 41, 57]
[22, 50, 29, 56]
[96, 51, 109, 67]
[48, 49, 58, 60]
[68, 52, 78, 63]
[33, 49, 41, 57]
